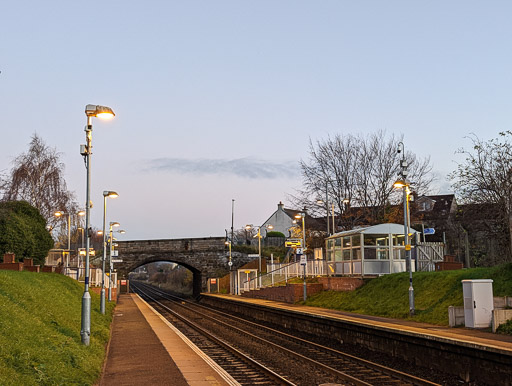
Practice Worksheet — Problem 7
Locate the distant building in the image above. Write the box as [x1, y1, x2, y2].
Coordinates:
[261, 202, 324, 238]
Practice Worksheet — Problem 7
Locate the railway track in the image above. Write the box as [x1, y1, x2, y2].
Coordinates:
[131, 282, 294, 385]
[131, 281, 440, 386]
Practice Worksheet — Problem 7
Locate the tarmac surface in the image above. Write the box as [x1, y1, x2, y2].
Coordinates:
[99, 294, 234, 386]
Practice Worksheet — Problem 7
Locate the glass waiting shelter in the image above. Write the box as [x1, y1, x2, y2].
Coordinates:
[325, 223, 418, 276]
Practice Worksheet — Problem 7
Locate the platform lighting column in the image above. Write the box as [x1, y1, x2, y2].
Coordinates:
[109, 226, 124, 301]
[394, 141, 415, 316]
[225, 240, 232, 294]
[81, 104, 115, 345]
[245, 224, 273, 288]
[54, 211, 71, 272]
[100, 191, 118, 314]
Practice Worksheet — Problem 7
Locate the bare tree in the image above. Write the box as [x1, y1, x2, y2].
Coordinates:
[0, 134, 78, 230]
[295, 131, 434, 229]
[450, 131, 512, 258]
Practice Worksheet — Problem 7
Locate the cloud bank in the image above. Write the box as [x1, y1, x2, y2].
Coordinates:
[145, 157, 300, 179]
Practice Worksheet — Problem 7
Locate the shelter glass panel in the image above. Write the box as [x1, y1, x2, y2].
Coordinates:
[393, 248, 406, 260]
[343, 236, 352, 249]
[335, 238, 342, 247]
[335, 249, 343, 262]
[352, 235, 361, 247]
[393, 234, 406, 246]
[343, 249, 351, 261]
[364, 234, 389, 246]
[364, 248, 377, 259]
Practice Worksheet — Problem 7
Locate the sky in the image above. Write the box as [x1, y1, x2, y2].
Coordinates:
[1, 1, 511, 240]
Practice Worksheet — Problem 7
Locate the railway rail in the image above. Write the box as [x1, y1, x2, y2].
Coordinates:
[131, 281, 440, 386]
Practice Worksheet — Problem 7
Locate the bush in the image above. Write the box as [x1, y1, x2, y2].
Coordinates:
[0, 201, 53, 265]
[266, 231, 285, 238]
[497, 319, 512, 335]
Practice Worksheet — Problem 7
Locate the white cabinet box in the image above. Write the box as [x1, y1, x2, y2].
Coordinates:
[462, 279, 494, 328]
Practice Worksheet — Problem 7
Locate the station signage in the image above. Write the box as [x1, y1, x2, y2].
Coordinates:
[285, 239, 302, 247]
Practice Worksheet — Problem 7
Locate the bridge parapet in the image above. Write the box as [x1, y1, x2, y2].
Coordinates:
[117, 237, 226, 255]
[115, 236, 256, 297]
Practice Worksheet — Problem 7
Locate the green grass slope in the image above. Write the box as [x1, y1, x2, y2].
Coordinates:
[0, 271, 115, 385]
[305, 264, 512, 325]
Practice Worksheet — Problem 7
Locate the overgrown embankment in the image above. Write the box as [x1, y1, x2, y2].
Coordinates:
[0, 270, 114, 385]
[305, 264, 512, 325]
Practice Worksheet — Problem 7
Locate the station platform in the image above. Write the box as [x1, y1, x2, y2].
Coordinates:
[204, 293, 512, 353]
[99, 294, 236, 386]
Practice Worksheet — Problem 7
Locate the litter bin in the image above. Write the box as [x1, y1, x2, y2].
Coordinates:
[462, 279, 493, 328]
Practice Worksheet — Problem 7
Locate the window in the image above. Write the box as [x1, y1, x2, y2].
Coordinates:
[364, 234, 389, 246]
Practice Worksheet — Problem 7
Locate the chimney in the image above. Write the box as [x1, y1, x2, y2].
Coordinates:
[278, 201, 284, 211]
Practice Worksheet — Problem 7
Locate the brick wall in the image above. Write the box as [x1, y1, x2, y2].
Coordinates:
[242, 283, 324, 303]
[90, 286, 118, 301]
[0, 262, 23, 271]
[317, 277, 364, 291]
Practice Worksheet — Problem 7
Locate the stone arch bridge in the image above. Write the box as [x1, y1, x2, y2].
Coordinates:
[116, 237, 253, 297]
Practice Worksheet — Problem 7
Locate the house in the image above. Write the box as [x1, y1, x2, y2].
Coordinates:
[412, 194, 457, 242]
[261, 202, 326, 239]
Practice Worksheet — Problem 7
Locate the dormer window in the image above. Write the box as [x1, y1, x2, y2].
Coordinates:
[418, 198, 435, 212]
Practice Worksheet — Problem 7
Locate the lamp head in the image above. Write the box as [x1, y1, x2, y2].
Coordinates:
[110, 221, 120, 228]
[103, 190, 119, 198]
[54, 211, 64, 217]
[266, 224, 274, 230]
[245, 224, 252, 230]
[316, 198, 324, 205]
[77, 210, 86, 216]
[393, 179, 408, 189]
[85, 104, 115, 119]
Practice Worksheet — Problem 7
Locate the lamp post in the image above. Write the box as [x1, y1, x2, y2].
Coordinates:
[225, 240, 233, 294]
[294, 212, 307, 300]
[245, 224, 273, 287]
[54, 211, 71, 251]
[100, 191, 118, 314]
[394, 141, 415, 316]
[108, 223, 123, 302]
[81, 104, 115, 345]
[55, 210, 86, 275]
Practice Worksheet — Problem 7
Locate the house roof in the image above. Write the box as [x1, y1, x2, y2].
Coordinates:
[416, 194, 456, 219]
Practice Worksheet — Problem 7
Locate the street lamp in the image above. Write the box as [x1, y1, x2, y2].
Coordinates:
[294, 212, 306, 253]
[394, 141, 415, 316]
[108, 223, 122, 302]
[54, 210, 71, 256]
[81, 104, 115, 346]
[55, 210, 86, 274]
[294, 211, 307, 300]
[225, 240, 233, 294]
[245, 224, 273, 287]
[100, 191, 118, 314]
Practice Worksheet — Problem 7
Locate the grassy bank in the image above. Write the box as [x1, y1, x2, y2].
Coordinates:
[0, 270, 115, 385]
[304, 264, 512, 325]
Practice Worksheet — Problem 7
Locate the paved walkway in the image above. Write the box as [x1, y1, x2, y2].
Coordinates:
[99, 294, 234, 386]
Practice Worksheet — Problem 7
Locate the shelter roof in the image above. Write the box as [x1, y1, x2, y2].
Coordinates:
[326, 223, 417, 239]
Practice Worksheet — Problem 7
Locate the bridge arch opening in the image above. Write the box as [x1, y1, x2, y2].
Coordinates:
[127, 259, 202, 297]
